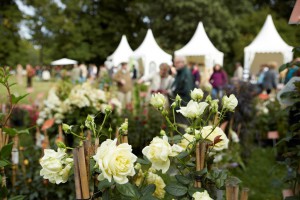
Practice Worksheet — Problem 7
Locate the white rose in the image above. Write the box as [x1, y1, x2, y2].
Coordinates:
[40, 148, 73, 184]
[191, 88, 204, 101]
[192, 190, 213, 200]
[177, 101, 209, 119]
[142, 136, 173, 173]
[213, 153, 223, 163]
[229, 129, 239, 143]
[93, 139, 137, 184]
[150, 93, 166, 110]
[36, 118, 44, 126]
[146, 172, 166, 199]
[178, 133, 195, 151]
[210, 99, 219, 113]
[201, 126, 229, 151]
[170, 144, 184, 156]
[222, 94, 238, 111]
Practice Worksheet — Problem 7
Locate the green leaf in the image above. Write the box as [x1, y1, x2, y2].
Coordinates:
[176, 151, 189, 159]
[141, 184, 156, 196]
[116, 183, 140, 198]
[171, 135, 182, 143]
[3, 127, 18, 136]
[175, 175, 191, 185]
[140, 194, 159, 200]
[137, 158, 150, 165]
[188, 187, 204, 197]
[17, 129, 30, 135]
[0, 159, 11, 168]
[195, 168, 208, 177]
[165, 183, 188, 197]
[11, 93, 29, 104]
[279, 63, 290, 73]
[9, 195, 26, 200]
[98, 179, 115, 191]
[0, 142, 13, 159]
[102, 190, 110, 200]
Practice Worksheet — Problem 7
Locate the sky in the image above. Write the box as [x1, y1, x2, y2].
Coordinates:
[15, 0, 66, 39]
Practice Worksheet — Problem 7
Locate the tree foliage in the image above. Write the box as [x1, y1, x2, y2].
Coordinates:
[1, 0, 299, 70]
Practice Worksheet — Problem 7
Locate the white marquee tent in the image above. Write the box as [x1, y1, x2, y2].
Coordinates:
[244, 14, 293, 76]
[131, 29, 172, 76]
[51, 58, 78, 65]
[175, 22, 224, 68]
[107, 35, 133, 67]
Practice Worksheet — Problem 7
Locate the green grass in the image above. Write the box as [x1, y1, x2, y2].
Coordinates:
[0, 76, 55, 104]
[231, 147, 286, 200]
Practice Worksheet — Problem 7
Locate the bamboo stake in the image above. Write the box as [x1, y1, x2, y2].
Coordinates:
[195, 142, 206, 188]
[58, 124, 64, 143]
[78, 147, 90, 199]
[115, 128, 119, 145]
[226, 183, 239, 200]
[73, 149, 82, 199]
[11, 136, 19, 187]
[83, 141, 91, 180]
[241, 188, 249, 200]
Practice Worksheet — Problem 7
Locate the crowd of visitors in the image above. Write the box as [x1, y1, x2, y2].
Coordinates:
[13, 56, 300, 112]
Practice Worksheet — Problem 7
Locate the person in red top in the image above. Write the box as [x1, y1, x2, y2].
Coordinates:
[26, 64, 35, 88]
[209, 64, 228, 99]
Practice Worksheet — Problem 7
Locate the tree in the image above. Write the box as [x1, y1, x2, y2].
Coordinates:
[0, 0, 23, 66]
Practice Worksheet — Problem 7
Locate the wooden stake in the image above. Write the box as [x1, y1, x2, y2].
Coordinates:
[115, 128, 119, 145]
[226, 183, 239, 200]
[73, 149, 82, 199]
[58, 124, 64, 143]
[195, 142, 206, 188]
[78, 147, 90, 199]
[241, 188, 249, 200]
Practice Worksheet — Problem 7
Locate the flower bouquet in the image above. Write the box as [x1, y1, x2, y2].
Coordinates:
[39, 88, 249, 200]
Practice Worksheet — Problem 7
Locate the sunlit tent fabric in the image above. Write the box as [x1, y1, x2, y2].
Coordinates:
[51, 58, 78, 65]
[244, 15, 293, 75]
[131, 29, 172, 76]
[107, 35, 133, 66]
[174, 22, 224, 68]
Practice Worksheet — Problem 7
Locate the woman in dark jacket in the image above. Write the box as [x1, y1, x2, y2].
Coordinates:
[210, 64, 228, 99]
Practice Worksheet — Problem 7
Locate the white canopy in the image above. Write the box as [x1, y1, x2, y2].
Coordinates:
[131, 29, 172, 76]
[51, 58, 78, 65]
[107, 35, 133, 66]
[175, 22, 224, 68]
[244, 14, 293, 75]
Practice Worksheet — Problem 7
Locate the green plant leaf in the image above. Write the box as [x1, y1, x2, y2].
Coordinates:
[9, 195, 26, 200]
[188, 187, 204, 197]
[195, 168, 208, 177]
[141, 184, 156, 196]
[165, 183, 188, 197]
[0, 159, 10, 168]
[175, 175, 191, 185]
[140, 194, 159, 200]
[18, 129, 30, 135]
[11, 93, 29, 104]
[98, 179, 115, 191]
[176, 151, 189, 159]
[0, 142, 13, 159]
[279, 63, 290, 73]
[137, 158, 150, 165]
[3, 127, 18, 136]
[116, 183, 140, 198]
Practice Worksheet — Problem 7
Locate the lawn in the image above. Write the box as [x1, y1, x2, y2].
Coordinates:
[231, 147, 286, 200]
[0, 76, 56, 104]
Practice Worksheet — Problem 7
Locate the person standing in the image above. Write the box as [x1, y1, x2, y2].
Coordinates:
[26, 64, 35, 88]
[171, 56, 194, 132]
[138, 63, 174, 104]
[209, 64, 228, 99]
[263, 62, 278, 94]
[16, 64, 23, 85]
[233, 62, 244, 81]
[172, 56, 194, 104]
[71, 65, 81, 84]
[113, 62, 133, 110]
[79, 64, 88, 83]
[192, 63, 201, 88]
